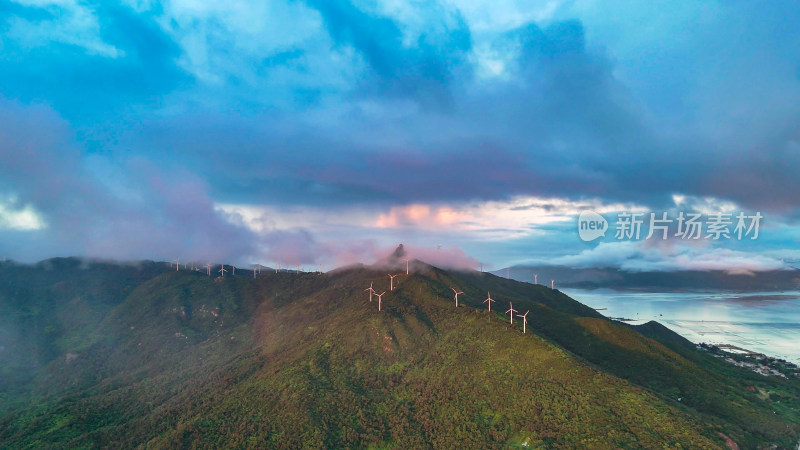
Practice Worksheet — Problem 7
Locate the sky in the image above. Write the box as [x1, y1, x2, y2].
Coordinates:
[0, 0, 799, 272]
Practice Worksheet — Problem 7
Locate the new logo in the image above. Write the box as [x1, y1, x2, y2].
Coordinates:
[578, 211, 608, 241]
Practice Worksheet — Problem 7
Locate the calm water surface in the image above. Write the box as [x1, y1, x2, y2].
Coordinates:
[563, 289, 800, 364]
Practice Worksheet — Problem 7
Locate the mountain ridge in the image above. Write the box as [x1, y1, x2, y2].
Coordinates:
[498, 264, 800, 291]
[1, 257, 799, 447]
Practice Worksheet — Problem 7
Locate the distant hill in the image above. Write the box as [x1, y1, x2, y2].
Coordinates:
[498, 265, 800, 291]
[1, 255, 799, 448]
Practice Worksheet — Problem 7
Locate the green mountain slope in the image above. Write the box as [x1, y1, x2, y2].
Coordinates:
[1, 258, 799, 448]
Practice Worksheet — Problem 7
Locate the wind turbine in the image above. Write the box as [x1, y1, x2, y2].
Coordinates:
[364, 282, 375, 302]
[517, 310, 530, 333]
[403, 258, 410, 275]
[534, 274, 538, 284]
[375, 291, 386, 311]
[483, 291, 496, 312]
[317, 263, 322, 274]
[296, 263, 300, 273]
[275, 262, 279, 273]
[551, 280, 554, 289]
[505, 302, 518, 324]
[205, 263, 211, 276]
[451, 287, 463, 307]
[232, 266, 236, 276]
[388, 273, 399, 291]
[172, 258, 180, 271]
[218, 265, 227, 277]
[253, 264, 258, 279]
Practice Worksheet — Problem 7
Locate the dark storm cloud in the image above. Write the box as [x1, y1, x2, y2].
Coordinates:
[1, 0, 800, 266]
[114, 19, 678, 207]
[4, 0, 799, 213]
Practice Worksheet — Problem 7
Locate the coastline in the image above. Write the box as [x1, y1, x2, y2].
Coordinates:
[564, 288, 800, 365]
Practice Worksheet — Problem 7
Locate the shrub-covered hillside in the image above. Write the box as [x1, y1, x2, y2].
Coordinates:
[1, 257, 798, 448]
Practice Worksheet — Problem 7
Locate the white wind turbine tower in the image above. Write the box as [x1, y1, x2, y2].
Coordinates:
[517, 310, 530, 333]
[551, 280, 554, 289]
[388, 273, 399, 291]
[375, 291, 386, 311]
[451, 287, 463, 307]
[275, 262, 279, 273]
[317, 263, 322, 274]
[534, 274, 538, 284]
[483, 291, 496, 312]
[364, 282, 375, 302]
[218, 265, 227, 277]
[505, 302, 518, 324]
[232, 266, 236, 276]
[253, 264, 259, 279]
[172, 258, 180, 271]
[205, 263, 212, 276]
[403, 258, 410, 275]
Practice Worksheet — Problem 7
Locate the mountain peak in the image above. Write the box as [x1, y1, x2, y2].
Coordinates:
[371, 243, 413, 271]
[390, 244, 407, 261]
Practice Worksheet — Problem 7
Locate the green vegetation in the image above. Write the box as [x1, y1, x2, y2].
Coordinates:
[1, 259, 799, 448]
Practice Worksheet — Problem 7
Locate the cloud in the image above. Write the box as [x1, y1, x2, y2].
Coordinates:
[549, 240, 788, 275]
[3, 0, 122, 57]
[218, 195, 645, 243]
[1, 0, 800, 270]
[0, 195, 46, 230]
[304, 0, 472, 107]
[376, 204, 462, 228]
[671, 194, 739, 215]
[255, 228, 321, 267]
[0, 99, 256, 263]
[5, 1, 800, 213]
[441, 0, 566, 32]
[97, 16, 671, 211]
[372, 243, 480, 272]
[148, 0, 329, 92]
[0, 99, 484, 269]
[0, 1, 188, 121]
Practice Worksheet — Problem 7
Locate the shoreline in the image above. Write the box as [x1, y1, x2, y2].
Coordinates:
[695, 342, 800, 379]
[563, 288, 800, 365]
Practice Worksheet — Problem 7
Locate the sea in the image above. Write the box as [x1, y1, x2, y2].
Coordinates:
[563, 289, 800, 364]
